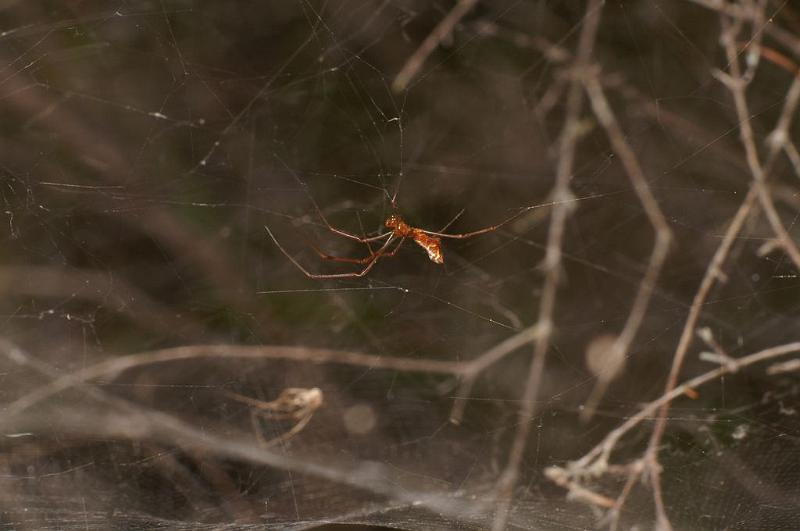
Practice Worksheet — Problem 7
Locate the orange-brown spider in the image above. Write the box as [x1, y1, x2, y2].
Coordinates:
[265, 205, 538, 279]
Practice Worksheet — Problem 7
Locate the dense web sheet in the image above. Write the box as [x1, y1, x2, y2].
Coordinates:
[2, 1, 800, 530]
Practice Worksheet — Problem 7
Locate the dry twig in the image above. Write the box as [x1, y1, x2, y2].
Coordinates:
[0, 338, 489, 523]
[633, 3, 800, 527]
[392, 0, 479, 92]
[490, 1, 604, 529]
[548, 340, 800, 528]
[579, 73, 673, 421]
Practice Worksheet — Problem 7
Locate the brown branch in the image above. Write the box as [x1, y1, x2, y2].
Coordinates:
[634, 6, 800, 526]
[449, 324, 544, 424]
[714, 9, 800, 271]
[392, 0, 479, 92]
[638, 185, 759, 529]
[579, 73, 673, 421]
[0, 338, 489, 523]
[0, 343, 467, 421]
[490, 1, 605, 529]
[547, 340, 800, 526]
[564, 4, 800, 525]
[685, 0, 753, 19]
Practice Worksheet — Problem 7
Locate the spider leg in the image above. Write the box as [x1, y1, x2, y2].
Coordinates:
[224, 390, 294, 417]
[422, 204, 546, 239]
[382, 236, 407, 258]
[308, 234, 407, 264]
[307, 196, 391, 243]
[437, 208, 466, 232]
[273, 154, 389, 243]
[250, 409, 271, 447]
[256, 411, 316, 449]
[266, 226, 397, 279]
[223, 390, 275, 409]
[356, 211, 376, 255]
[305, 236, 391, 265]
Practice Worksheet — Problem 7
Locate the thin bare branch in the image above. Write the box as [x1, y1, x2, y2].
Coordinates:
[551, 339, 800, 481]
[450, 324, 543, 424]
[0, 343, 468, 421]
[491, 1, 605, 529]
[685, 0, 753, 19]
[0, 338, 490, 523]
[631, 6, 800, 525]
[579, 74, 673, 421]
[716, 14, 800, 271]
[392, 0, 479, 92]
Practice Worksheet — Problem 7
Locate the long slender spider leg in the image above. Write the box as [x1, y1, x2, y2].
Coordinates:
[325, 224, 392, 243]
[250, 409, 270, 447]
[224, 390, 303, 420]
[274, 154, 385, 244]
[258, 411, 316, 449]
[309, 197, 390, 244]
[266, 226, 396, 279]
[346, 235, 400, 277]
[304, 235, 391, 265]
[438, 208, 466, 233]
[223, 390, 278, 410]
[423, 203, 551, 239]
[381, 236, 407, 258]
[356, 211, 376, 255]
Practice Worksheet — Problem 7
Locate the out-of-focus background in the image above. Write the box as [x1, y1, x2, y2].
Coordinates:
[1, 1, 799, 529]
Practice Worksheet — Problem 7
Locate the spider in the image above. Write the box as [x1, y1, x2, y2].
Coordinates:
[224, 387, 323, 448]
[265, 204, 540, 279]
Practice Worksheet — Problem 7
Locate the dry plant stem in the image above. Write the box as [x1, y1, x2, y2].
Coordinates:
[5, 406, 489, 523]
[0, 339, 488, 523]
[579, 74, 673, 421]
[0, 344, 467, 420]
[392, 0, 479, 92]
[0, 337, 252, 524]
[490, 2, 604, 529]
[717, 15, 800, 271]
[686, 0, 753, 19]
[604, 466, 641, 531]
[529, 35, 758, 179]
[635, 8, 800, 524]
[767, 358, 800, 374]
[568, 339, 800, 477]
[2, 327, 549, 440]
[782, 140, 800, 176]
[692, 0, 800, 79]
[548, 339, 800, 530]
[449, 324, 543, 424]
[768, 76, 800, 164]
[771, 76, 800, 141]
[740, 0, 767, 82]
[765, 22, 800, 63]
[635, 187, 758, 528]
[632, 191, 758, 526]
[638, 57, 800, 519]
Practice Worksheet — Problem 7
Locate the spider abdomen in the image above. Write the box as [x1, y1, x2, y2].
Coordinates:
[411, 231, 444, 264]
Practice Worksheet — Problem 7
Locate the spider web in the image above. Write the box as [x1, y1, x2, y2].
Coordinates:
[1, 1, 800, 530]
